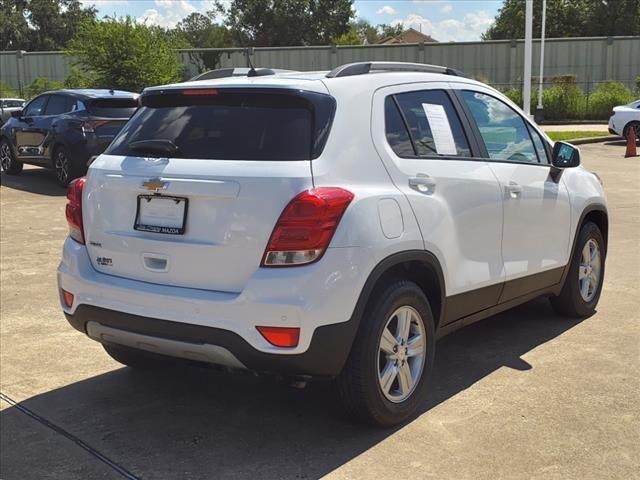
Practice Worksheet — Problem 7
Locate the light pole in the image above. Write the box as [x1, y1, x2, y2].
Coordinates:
[522, 0, 534, 119]
[536, 0, 547, 120]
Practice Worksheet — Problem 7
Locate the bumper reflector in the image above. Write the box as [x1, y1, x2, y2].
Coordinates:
[61, 289, 74, 308]
[256, 326, 300, 348]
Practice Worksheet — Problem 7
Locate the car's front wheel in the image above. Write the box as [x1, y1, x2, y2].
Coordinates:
[0, 139, 23, 175]
[623, 121, 640, 142]
[337, 280, 435, 427]
[550, 221, 605, 317]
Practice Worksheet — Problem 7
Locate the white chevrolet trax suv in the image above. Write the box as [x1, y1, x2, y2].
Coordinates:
[58, 62, 608, 426]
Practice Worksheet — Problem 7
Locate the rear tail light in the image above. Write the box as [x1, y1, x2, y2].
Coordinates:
[81, 119, 111, 133]
[61, 289, 74, 308]
[182, 89, 219, 96]
[256, 326, 300, 348]
[262, 187, 354, 267]
[65, 177, 86, 244]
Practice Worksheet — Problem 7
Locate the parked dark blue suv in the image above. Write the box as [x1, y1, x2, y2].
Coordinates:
[0, 89, 138, 186]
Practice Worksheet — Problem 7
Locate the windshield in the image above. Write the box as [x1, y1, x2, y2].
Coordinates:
[106, 88, 335, 161]
[87, 98, 138, 118]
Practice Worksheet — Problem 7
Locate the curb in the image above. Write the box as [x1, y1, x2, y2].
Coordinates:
[570, 135, 621, 145]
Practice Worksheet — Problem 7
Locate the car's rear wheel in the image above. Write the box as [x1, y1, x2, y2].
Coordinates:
[0, 139, 23, 175]
[53, 145, 82, 187]
[337, 280, 435, 427]
[623, 121, 640, 142]
[103, 343, 173, 370]
[550, 221, 605, 317]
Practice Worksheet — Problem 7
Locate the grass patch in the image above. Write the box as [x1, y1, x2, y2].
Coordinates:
[546, 131, 610, 142]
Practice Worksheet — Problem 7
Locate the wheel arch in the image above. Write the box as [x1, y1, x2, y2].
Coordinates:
[623, 119, 639, 137]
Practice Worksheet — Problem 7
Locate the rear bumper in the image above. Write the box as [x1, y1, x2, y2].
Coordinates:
[58, 237, 376, 375]
[65, 305, 357, 377]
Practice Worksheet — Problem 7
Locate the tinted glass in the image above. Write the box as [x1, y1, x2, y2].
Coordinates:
[44, 95, 73, 115]
[527, 124, 549, 164]
[88, 98, 138, 118]
[385, 96, 415, 156]
[462, 91, 537, 164]
[3, 100, 23, 108]
[24, 96, 48, 116]
[107, 89, 335, 160]
[394, 89, 471, 157]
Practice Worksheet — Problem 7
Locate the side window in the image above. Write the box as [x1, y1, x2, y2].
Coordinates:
[44, 95, 73, 115]
[384, 97, 415, 157]
[527, 124, 549, 164]
[24, 96, 48, 116]
[461, 91, 537, 164]
[393, 89, 472, 158]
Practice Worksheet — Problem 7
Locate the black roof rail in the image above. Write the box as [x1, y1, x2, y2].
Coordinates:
[326, 61, 466, 79]
[188, 67, 297, 82]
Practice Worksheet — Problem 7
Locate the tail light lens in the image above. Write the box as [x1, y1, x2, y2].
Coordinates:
[262, 187, 354, 267]
[65, 177, 86, 244]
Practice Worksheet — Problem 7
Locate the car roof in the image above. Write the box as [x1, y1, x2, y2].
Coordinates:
[38, 89, 139, 100]
[144, 68, 484, 98]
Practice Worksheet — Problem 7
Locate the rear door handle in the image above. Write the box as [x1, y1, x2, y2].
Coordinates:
[408, 174, 436, 194]
[505, 181, 523, 199]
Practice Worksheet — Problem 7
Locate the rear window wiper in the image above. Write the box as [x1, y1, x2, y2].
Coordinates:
[129, 139, 179, 157]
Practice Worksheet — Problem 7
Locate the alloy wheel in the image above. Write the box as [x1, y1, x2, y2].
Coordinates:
[377, 305, 427, 403]
[0, 142, 11, 171]
[55, 149, 69, 185]
[578, 238, 601, 302]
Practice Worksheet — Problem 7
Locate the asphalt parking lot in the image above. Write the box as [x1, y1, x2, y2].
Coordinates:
[1, 141, 638, 480]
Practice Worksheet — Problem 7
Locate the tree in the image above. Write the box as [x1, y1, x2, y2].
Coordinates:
[25, 77, 64, 99]
[218, 0, 354, 46]
[483, 0, 640, 40]
[67, 17, 183, 92]
[174, 12, 232, 72]
[0, 0, 97, 51]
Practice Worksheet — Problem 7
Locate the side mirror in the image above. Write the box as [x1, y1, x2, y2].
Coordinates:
[11, 109, 23, 118]
[551, 141, 580, 168]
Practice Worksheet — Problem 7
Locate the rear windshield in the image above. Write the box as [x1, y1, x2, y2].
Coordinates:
[105, 88, 336, 160]
[88, 98, 138, 118]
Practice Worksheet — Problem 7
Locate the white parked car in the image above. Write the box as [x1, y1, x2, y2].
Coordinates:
[0, 98, 25, 123]
[608, 99, 640, 139]
[57, 62, 608, 426]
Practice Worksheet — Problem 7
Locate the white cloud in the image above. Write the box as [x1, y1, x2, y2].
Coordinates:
[440, 3, 453, 14]
[377, 6, 397, 15]
[391, 11, 494, 42]
[138, 0, 197, 28]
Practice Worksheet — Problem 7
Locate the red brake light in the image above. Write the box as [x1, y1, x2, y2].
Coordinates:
[262, 187, 354, 267]
[182, 89, 218, 96]
[81, 119, 111, 133]
[256, 326, 300, 348]
[65, 177, 86, 244]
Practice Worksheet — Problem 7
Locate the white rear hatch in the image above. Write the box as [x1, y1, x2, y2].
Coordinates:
[83, 86, 335, 293]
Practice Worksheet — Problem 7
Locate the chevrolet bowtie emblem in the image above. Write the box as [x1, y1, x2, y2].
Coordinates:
[142, 177, 169, 192]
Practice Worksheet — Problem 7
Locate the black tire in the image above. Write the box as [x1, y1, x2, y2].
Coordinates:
[0, 138, 23, 175]
[103, 343, 173, 370]
[550, 221, 605, 317]
[337, 280, 436, 427]
[53, 145, 83, 187]
[623, 121, 640, 142]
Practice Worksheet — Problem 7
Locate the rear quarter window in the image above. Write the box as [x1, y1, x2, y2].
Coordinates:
[106, 89, 336, 161]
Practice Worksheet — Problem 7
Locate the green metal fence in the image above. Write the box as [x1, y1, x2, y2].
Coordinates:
[1, 36, 638, 95]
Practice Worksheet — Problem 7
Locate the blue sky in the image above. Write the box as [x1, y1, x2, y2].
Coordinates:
[81, 0, 503, 42]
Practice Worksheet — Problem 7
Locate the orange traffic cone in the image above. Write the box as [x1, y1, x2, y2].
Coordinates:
[625, 126, 638, 158]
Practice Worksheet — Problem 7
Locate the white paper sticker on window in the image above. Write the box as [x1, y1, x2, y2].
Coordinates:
[422, 103, 457, 155]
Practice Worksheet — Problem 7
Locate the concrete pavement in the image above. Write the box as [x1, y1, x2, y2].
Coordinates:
[1, 141, 638, 479]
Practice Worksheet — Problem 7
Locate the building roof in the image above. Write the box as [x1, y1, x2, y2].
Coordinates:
[376, 28, 437, 45]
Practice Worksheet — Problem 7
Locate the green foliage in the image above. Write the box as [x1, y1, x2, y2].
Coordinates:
[174, 12, 232, 72]
[67, 16, 183, 92]
[635, 76, 640, 97]
[333, 28, 362, 46]
[25, 77, 64, 99]
[483, 0, 640, 40]
[0, 80, 19, 98]
[502, 88, 523, 108]
[546, 131, 608, 142]
[219, 0, 354, 46]
[540, 81, 585, 120]
[0, 0, 97, 50]
[586, 81, 634, 119]
[64, 66, 97, 89]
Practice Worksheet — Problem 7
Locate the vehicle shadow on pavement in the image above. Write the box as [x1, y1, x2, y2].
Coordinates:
[0, 298, 585, 479]
[0, 168, 65, 196]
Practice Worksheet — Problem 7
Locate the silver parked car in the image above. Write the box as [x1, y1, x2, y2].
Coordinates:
[0, 98, 26, 124]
